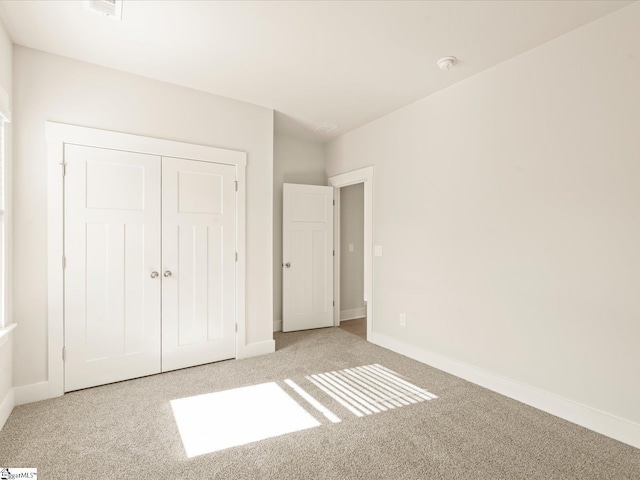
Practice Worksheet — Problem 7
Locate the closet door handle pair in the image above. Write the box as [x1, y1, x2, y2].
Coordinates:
[150, 271, 173, 279]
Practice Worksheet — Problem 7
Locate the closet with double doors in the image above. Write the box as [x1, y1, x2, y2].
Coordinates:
[58, 128, 243, 392]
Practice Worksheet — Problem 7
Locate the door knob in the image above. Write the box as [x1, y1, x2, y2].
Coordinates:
[163, 271, 172, 277]
[150, 271, 159, 279]
[284, 262, 291, 268]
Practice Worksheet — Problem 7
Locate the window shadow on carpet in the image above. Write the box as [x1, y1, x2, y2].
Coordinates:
[170, 364, 437, 457]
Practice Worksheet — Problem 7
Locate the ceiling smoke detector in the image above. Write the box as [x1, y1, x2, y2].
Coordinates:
[437, 56, 458, 70]
[85, 0, 123, 19]
[315, 123, 338, 134]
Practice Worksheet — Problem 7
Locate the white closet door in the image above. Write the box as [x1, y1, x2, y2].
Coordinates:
[64, 145, 162, 392]
[161, 157, 237, 372]
[282, 183, 334, 332]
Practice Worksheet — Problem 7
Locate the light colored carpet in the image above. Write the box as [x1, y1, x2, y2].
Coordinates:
[1, 327, 638, 479]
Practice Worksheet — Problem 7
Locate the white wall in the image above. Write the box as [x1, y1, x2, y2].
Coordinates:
[340, 183, 365, 318]
[273, 134, 325, 329]
[12, 46, 274, 388]
[326, 2, 640, 433]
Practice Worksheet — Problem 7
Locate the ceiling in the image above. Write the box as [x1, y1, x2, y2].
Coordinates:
[0, 0, 633, 142]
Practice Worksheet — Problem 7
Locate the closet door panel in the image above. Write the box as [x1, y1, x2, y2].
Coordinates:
[64, 144, 162, 392]
[161, 157, 236, 371]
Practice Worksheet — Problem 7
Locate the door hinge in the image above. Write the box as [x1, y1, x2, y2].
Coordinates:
[62, 347, 66, 361]
[333, 300, 335, 307]
[333, 199, 335, 206]
[235, 323, 238, 333]
[235, 181, 238, 192]
[235, 252, 238, 262]
[333, 250, 335, 257]
[61, 163, 67, 176]
[62, 255, 66, 269]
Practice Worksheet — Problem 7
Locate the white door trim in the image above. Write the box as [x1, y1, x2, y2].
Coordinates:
[328, 166, 374, 339]
[47, 122, 247, 399]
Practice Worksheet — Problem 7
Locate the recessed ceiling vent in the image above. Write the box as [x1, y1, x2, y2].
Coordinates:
[85, 0, 123, 19]
[315, 123, 338, 134]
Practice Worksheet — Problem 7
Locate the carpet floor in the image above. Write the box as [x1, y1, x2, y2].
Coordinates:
[1, 327, 638, 479]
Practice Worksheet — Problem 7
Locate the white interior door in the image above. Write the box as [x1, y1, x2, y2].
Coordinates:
[161, 157, 237, 372]
[282, 183, 334, 332]
[64, 144, 161, 392]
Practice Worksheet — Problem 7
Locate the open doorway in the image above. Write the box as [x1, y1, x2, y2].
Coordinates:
[337, 183, 366, 339]
[329, 166, 374, 341]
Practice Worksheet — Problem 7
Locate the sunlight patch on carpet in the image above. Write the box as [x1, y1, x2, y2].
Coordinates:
[171, 364, 436, 457]
[284, 379, 341, 423]
[171, 382, 321, 457]
[306, 364, 437, 417]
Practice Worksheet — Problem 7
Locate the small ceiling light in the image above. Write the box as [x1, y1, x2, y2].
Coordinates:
[437, 56, 458, 70]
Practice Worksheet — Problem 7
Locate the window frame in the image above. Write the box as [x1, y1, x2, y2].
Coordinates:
[0, 108, 9, 330]
[0, 118, 5, 328]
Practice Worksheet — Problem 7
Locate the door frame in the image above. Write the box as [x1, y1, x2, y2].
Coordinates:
[328, 166, 374, 339]
[47, 122, 247, 398]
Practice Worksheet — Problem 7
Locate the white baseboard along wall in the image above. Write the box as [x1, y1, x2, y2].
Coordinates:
[368, 332, 640, 450]
[340, 307, 366, 322]
[7, 342, 276, 411]
[274, 308, 367, 332]
[0, 388, 14, 430]
[0, 324, 17, 430]
[14, 381, 51, 406]
[6, 319, 638, 450]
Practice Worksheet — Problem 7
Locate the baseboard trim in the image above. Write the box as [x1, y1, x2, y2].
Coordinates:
[0, 388, 14, 430]
[273, 319, 282, 332]
[12, 341, 278, 403]
[368, 332, 640, 449]
[14, 381, 51, 406]
[238, 339, 276, 359]
[340, 307, 366, 321]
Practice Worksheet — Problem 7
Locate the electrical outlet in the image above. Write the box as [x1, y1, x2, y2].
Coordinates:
[399, 313, 406, 327]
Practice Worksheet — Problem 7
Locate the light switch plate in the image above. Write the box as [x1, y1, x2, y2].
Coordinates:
[348, 243, 354, 252]
[374, 245, 383, 257]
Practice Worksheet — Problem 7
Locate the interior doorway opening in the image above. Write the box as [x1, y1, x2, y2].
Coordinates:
[279, 167, 373, 339]
[336, 183, 366, 339]
[328, 166, 374, 341]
